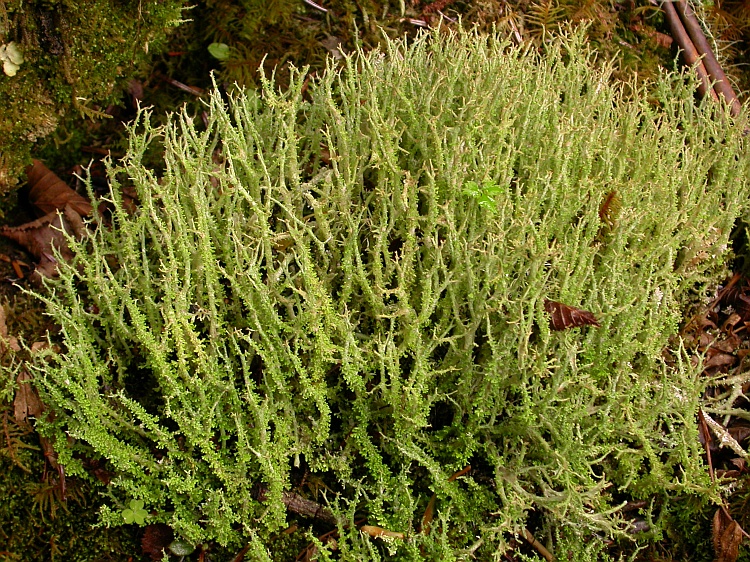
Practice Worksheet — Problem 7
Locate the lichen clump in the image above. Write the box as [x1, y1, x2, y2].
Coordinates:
[34, 29, 750, 558]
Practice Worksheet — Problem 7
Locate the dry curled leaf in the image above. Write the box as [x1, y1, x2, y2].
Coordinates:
[141, 524, 174, 561]
[83, 457, 114, 485]
[598, 190, 621, 229]
[13, 370, 44, 428]
[713, 508, 745, 562]
[0, 205, 87, 280]
[544, 299, 601, 331]
[360, 525, 405, 540]
[703, 352, 737, 370]
[0, 305, 20, 353]
[25, 160, 92, 217]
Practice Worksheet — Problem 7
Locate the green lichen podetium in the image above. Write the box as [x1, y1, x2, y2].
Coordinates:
[0, 0, 185, 196]
[32, 27, 750, 558]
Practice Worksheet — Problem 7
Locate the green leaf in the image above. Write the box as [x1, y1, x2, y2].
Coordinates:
[207, 42, 230, 61]
[122, 499, 148, 525]
[169, 540, 196, 556]
[463, 180, 505, 213]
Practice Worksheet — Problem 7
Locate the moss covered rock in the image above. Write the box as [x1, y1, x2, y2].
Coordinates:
[0, 0, 184, 196]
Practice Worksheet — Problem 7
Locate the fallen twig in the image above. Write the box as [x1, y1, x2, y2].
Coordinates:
[675, 0, 741, 116]
[661, 0, 718, 103]
[161, 76, 205, 97]
[302, 0, 328, 13]
[698, 408, 716, 481]
[523, 528, 555, 562]
[254, 485, 338, 525]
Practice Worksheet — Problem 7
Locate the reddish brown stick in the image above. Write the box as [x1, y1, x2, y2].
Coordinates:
[662, 0, 719, 103]
[255, 485, 337, 525]
[697, 408, 714, 482]
[675, 0, 741, 116]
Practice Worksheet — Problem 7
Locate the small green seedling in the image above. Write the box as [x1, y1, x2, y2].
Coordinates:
[463, 180, 505, 213]
[122, 499, 149, 525]
[208, 42, 231, 61]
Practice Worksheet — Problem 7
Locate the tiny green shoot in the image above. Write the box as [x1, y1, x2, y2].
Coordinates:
[121, 499, 149, 525]
[463, 179, 505, 213]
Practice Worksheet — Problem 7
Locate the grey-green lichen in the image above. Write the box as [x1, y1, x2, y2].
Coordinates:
[0, 40, 23, 75]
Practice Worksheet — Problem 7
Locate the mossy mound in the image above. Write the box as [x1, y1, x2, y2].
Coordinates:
[30, 28, 750, 559]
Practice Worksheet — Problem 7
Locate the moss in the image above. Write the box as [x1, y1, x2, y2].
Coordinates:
[0, 0, 185, 199]
[162, 0, 679, 96]
[0, 440, 141, 561]
[32, 29, 750, 557]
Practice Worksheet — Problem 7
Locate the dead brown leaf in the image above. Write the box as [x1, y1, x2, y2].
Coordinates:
[713, 508, 745, 562]
[359, 525, 405, 540]
[141, 524, 174, 561]
[0, 205, 87, 280]
[0, 305, 20, 353]
[736, 295, 750, 322]
[723, 313, 743, 333]
[653, 31, 674, 49]
[716, 469, 743, 479]
[128, 79, 144, 108]
[13, 370, 44, 428]
[703, 352, 737, 369]
[728, 425, 750, 446]
[708, 335, 741, 354]
[25, 160, 92, 217]
[704, 352, 737, 369]
[544, 299, 601, 331]
[83, 457, 114, 485]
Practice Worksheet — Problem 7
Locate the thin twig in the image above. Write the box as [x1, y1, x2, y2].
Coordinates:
[661, 0, 719, 103]
[230, 544, 250, 562]
[523, 528, 555, 562]
[402, 18, 429, 27]
[697, 408, 715, 482]
[675, 0, 741, 116]
[162, 76, 205, 97]
[302, 0, 328, 13]
[255, 485, 338, 525]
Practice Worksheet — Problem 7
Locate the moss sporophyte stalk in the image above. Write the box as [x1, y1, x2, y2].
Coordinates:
[30, 28, 750, 559]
